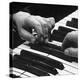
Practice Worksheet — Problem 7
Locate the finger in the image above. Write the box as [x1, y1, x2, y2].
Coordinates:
[32, 15, 49, 39]
[19, 28, 36, 43]
[43, 17, 55, 29]
[29, 16, 44, 38]
[62, 31, 78, 50]
[42, 17, 55, 42]
[64, 47, 78, 58]
[13, 11, 31, 29]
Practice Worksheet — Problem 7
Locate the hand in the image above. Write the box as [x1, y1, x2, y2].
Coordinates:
[12, 11, 55, 43]
[62, 31, 78, 58]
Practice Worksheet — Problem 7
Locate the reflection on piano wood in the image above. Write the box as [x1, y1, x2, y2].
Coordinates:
[10, 10, 78, 78]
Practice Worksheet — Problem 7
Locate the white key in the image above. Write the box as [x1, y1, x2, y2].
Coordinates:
[10, 68, 29, 77]
[17, 45, 49, 57]
[48, 55, 78, 69]
[13, 48, 21, 55]
[55, 23, 77, 30]
[11, 67, 24, 74]
[63, 63, 78, 74]
[20, 74, 30, 78]
[23, 72, 37, 77]
[48, 40, 62, 47]
[11, 71, 21, 77]
[56, 69, 72, 75]
[49, 73, 55, 76]
[47, 55, 78, 74]
[72, 62, 78, 68]
[13, 44, 48, 57]
[18, 44, 30, 50]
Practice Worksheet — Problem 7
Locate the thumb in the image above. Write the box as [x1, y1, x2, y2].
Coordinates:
[64, 47, 78, 58]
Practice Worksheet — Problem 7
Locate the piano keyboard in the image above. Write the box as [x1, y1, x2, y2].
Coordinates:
[10, 10, 78, 78]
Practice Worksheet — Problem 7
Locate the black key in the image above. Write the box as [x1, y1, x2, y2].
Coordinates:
[42, 43, 62, 51]
[52, 30, 66, 37]
[51, 34, 64, 42]
[9, 74, 21, 78]
[51, 30, 67, 42]
[13, 57, 49, 76]
[58, 26, 74, 33]
[72, 18, 78, 23]
[71, 18, 78, 28]
[28, 43, 78, 62]
[51, 26, 75, 42]
[66, 21, 73, 27]
[21, 50, 64, 70]
[14, 55, 58, 75]
[66, 18, 78, 28]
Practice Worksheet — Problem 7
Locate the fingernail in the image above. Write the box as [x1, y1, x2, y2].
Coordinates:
[64, 49, 69, 55]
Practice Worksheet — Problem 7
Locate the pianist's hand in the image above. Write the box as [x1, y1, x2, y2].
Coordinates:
[62, 31, 78, 58]
[12, 11, 55, 43]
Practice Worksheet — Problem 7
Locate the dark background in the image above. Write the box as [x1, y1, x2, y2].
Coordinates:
[10, 2, 78, 22]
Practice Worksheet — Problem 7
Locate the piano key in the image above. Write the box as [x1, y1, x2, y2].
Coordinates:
[12, 71, 30, 78]
[29, 42, 62, 51]
[51, 31, 67, 42]
[11, 67, 24, 74]
[55, 23, 77, 31]
[43, 42, 62, 51]
[72, 18, 78, 23]
[11, 67, 37, 77]
[13, 58, 50, 76]
[48, 55, 78, 69]
[15, 54, 58, 75]
[51, 26, 75, 42]
[18, 43, 78, 67]
[17, 45, 49, 57]
[28, 43, 77, 62]
[63, 63, 78, 74]
[17, 44, 30, 49]
[9, 73, 21, 78]
[72, 18, 78, 28]
[19, 74, 30, 78]
[58, 26, 74, 33]
[48, 40, 62, 47]
[56, 69, 72, 75]
[66, 21, 76, 28]
[66, 18, 78, 28]
[23, 72, 38, 77]
[20, 50, 64, 70]
[72, 62, 78, 68]
[10, 69, 22, 78]
[13, 48, 22, 55]
[51, 34, 64, 42]
[53, 30, 66, 36]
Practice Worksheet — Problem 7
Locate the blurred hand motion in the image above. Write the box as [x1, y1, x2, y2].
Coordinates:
[13, 11, 55, 43]
[62, 31, 78, 58]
